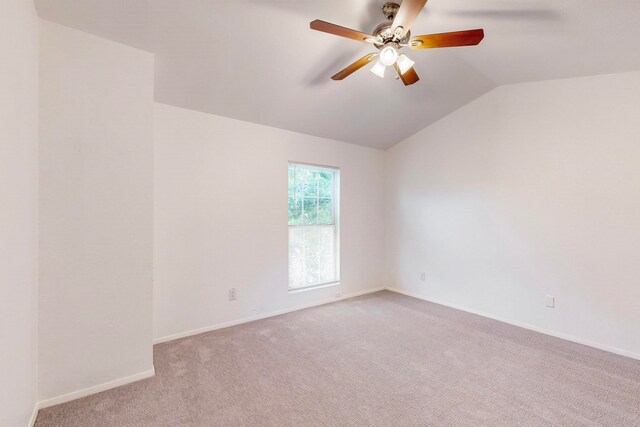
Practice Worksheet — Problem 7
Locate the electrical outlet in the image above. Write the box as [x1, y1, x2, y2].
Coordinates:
[420, 272, 426, 281]
[545, 295, 555, 308]
[229, 288, 237, 301]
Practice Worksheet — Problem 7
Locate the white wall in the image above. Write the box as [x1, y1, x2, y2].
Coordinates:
[39, 21, 154, 401]
[0, 1, 39, 425]
[154, 103, 386, 341]
[387, 71, 640, 358]
[14, 12, 639, 417]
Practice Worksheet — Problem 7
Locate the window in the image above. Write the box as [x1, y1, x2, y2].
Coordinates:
[288, 162, 340, 290]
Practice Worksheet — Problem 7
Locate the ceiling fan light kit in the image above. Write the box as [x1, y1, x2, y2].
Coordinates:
[310, 0, 485, 86]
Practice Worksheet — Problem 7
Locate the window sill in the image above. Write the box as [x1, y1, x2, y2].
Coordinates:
[288, 281, 340, 294]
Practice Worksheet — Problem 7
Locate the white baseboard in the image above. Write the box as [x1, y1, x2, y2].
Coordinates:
[36, 367, 156, 411]
[154, 287, 386, 345]
[386, 287, 640, 362]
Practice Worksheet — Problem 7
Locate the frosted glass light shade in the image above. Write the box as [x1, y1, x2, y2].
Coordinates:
[379, 46, 399, 66]
[396, 54, 415, 75]
[370, 60, 386, 78]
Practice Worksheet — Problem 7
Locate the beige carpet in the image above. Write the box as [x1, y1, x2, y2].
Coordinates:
[35, 291, 640, 426]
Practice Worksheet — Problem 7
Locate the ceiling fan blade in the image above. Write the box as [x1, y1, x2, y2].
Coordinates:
[393, 63, 420, 86]
[332, 53, 379, 80]
[310, 20, 373, 43]
[392, 0, 429, 38]
[409, 29, 485, 49]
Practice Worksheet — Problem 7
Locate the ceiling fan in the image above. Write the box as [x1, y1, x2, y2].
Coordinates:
[310, 0, 485, 86]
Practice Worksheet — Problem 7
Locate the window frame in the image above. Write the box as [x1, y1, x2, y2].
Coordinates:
[287, 161, 340, 292]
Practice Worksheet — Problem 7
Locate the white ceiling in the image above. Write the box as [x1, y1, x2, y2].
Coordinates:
[35, 0, 640, 149]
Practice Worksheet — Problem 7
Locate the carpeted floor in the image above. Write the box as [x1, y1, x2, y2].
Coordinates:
[36, 291, 640, 426]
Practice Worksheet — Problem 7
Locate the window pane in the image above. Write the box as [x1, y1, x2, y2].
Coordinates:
[318, 171, 332, 198]
[288, 194, 302, 225]
[317, 198, 333, 224]
[302, 197, 317, 224]
[288, 165, 297, 224]
[288, 226, 336, 288]
[288, 164, 295, 188]
[295, 168, 318, 198]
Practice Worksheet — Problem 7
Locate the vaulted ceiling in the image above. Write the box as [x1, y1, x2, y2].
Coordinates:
[36, 0, 640, 149]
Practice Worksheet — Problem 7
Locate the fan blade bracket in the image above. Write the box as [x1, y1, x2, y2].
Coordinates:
[365, 36, 384, 45]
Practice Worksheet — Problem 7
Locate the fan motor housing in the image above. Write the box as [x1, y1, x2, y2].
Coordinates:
[374, 3, 410, 48]
[382, 2, 400, 20]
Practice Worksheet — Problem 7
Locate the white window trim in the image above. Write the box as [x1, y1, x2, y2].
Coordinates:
[287, 161, 340, 292]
